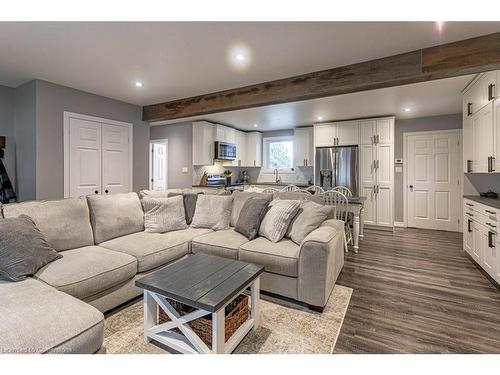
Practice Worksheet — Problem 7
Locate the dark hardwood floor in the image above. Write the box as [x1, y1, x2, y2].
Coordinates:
[334, 228, 500, 353]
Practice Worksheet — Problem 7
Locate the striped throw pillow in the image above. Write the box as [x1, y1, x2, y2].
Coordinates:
[258, 199, 301, 243]
[142, 196, 187, 233]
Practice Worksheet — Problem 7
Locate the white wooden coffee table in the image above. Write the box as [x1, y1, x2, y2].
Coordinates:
[135, 253, 264, 354]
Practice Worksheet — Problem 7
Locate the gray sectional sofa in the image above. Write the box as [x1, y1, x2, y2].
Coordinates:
[0, 190, 344, 354]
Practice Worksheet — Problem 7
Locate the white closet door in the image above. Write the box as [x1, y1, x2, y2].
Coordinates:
[69, 118, 102, 197]
[102, 123, 130, 195]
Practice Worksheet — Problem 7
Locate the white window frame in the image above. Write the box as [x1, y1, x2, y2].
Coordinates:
[262, 136, 295, 174]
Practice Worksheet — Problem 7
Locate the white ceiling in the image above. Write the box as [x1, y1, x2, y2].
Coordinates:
[0, 22, 499, 108]
[152, 75, 474, 130]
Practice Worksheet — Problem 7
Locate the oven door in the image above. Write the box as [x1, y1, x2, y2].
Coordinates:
[215, 142, 236, 160]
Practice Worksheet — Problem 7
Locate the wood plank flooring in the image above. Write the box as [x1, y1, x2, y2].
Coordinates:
[334, 228, 500, 353]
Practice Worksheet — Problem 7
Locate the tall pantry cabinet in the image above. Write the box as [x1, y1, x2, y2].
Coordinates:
[358, 118, 394, 228]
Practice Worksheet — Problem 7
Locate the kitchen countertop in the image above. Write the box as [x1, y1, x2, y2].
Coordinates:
[192, 182, 312, 188]
[463, 195, 500, 209]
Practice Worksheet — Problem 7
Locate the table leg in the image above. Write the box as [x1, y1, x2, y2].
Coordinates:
[143, 290, 157, 343]
[212, 309, 225, 354]
[250, 277, 260, 330]
[359, 208, 365, 240]
[353, 213, 360, 253]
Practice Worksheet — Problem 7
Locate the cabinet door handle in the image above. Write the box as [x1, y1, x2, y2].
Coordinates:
[486, 222, 497, 228]
[105, 189, 109, 194]
[468, 219, 472, 233]
[488, 231, 495, 248]
[94, 190, 99, 194]
[376, 135, 380, 144]
[492, 157, 496, 172]
[488, 83, 495, 101]
[376, 160, 379, 169]
[466, 212, 474, 217]
[466, 202, 474, 207]
[466, 159, 473, 173]
[485, 209, 496, 215]
[467, 102, 472, 116]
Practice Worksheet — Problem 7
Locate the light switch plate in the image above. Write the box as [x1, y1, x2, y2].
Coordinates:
[182, 167, 188, 173]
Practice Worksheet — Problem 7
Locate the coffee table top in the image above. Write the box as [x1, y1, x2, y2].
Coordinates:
[135, 253, 264, 313]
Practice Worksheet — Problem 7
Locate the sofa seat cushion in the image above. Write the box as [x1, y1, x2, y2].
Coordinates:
[0, 278, 104, 354]
[192, 228, 250, 259]
[239, 237, 300, 277]
[100, 228, 213, 272]
[34, 246, 137, 300]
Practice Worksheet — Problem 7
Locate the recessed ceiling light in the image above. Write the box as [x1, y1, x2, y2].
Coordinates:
[253, 123, 258, 128]
[227, 43, 252, 71]
[135, 81, 143, 88]
[404, 108, 411, 112]
[317, 116, 323, 121]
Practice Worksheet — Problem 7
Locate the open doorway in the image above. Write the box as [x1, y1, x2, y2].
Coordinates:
[149, 140, 168, 191]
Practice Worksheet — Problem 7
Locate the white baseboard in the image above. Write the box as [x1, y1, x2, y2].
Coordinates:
[394, 221, 406, 228]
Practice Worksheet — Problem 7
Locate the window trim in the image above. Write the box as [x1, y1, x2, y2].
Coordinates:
[262, 136, 295, 174]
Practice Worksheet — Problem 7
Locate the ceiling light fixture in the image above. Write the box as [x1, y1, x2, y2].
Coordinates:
[404, 108, 411, 112]
[135, 81, 143, 88]
[253, 123, 258, 128]
[227, 43, 252, 71]
[317, 116, 323, 121]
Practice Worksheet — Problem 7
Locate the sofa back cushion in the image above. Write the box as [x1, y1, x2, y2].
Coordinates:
[190, 194, 233, 231]
[87, 192, 144, 244]
[230, 190, 273, 227]
[2, 197, 94, 251]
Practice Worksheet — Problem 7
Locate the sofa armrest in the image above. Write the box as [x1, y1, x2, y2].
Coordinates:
[297, 221, 345, 307]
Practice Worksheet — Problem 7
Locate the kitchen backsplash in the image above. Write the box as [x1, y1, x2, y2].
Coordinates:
[192, 163, 313, 185]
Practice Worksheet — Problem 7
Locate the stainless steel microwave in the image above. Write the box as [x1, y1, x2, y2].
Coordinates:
[214, 141, 236, 160]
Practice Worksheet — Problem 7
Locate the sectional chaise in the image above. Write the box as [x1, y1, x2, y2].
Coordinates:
[0, 190, 344, 354]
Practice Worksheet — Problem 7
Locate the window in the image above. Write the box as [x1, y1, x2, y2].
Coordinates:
[263, 136, 294, 171]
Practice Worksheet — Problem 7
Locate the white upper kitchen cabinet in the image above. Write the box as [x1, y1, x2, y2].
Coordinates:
[233, 130, 247, 167]
[359, 120, 377, 145]
[472, 102, 494, 173]
[475, 71, 497, 112]
[215, 124, 236, 144]
[314, 123, 336, 147]
[192, 121, 215, 166]
[495, 99, 500, 172]
[294, 127, 314, 167]
[246, 132, 262, 167]
[336, 121, 359, 146]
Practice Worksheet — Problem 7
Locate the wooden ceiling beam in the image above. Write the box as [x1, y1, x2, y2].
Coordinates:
[143, 32, 500, 122]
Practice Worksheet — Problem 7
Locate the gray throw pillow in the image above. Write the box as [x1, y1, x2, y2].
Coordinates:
[234, 196, 271, 240]
[168, 192, 202, 225]
[259, 199, 301, 243]
[286, 200, 333, 244]
[0, 215, 61, 282]
[142, 196, 188, 233]
[190, 195, 233, 231]
[230, 190, 273, 227]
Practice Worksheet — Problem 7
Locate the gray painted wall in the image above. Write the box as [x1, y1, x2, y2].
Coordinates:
[0, 85, 15, 191]
[13, 81, 37, 201]
[394, 113, 462, 222]
[34, 80, 150, 200]
[150, 122, 193, 189]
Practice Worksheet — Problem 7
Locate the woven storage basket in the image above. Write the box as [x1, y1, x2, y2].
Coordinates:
[158, 294, 249, 347]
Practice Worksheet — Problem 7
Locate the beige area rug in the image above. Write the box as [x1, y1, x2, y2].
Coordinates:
[103, 284, 352, 354]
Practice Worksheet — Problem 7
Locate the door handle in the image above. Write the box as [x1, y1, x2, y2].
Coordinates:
[488, 231, 495, 248]
[409, 185, 413, 192]
[94, 190, 99, 194]
[488, 84, 495, 101]
[105, 189, 109, 194]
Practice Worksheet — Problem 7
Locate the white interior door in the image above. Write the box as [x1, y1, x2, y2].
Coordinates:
[69, 117, 102, 197]
[407, 131, 460, 232]
[150, 142, 168, 190]
[102, 123, 130, 195]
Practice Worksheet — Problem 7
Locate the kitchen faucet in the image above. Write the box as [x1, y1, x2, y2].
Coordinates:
[274, 169, 282, 184]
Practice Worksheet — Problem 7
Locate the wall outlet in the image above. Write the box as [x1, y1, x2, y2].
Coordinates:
[182, 167, 188, 173]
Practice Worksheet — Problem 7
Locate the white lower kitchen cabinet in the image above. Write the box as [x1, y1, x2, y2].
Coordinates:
[463, 198, 500, 285]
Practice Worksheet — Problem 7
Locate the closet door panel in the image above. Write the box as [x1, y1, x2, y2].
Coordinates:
[69, 118, 102, 197]
[102, 123, 130, 195]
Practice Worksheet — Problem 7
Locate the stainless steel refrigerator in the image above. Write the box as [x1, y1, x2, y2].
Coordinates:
[314, 146, 359, 195]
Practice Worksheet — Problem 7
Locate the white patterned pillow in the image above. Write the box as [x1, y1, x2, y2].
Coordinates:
[190, 195, 233, 231]
[142, 196, 187, 233]
[258, 199, 301, 243]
